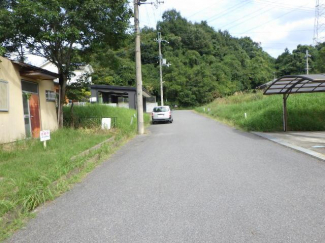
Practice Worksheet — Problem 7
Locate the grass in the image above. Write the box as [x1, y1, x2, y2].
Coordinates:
[0, 104, 150, 241]
[64, 104, 150, 136]
[195, 91, 325, 132]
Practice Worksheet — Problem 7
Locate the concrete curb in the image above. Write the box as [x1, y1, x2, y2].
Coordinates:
[71, 136, 115, 161]
[252, 132, 325, 162]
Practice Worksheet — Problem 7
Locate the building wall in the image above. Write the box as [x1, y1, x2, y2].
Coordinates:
[0, 57, 26, 143]
[0, 57, 58, 144]
[128, 91, 136, 109]
[38, 80, 58, 131]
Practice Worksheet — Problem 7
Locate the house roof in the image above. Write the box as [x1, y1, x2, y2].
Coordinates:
[40, 61, 94, 73]
[13, 61, 59, 80]
[91, 85, 152, 98]
[263, 74, 325, 95]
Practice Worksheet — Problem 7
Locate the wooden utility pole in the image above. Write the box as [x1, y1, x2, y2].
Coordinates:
[134, 0, 144, 134]
[134, 0, 163, 132]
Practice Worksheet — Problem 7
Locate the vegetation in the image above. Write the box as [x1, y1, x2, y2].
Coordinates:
[63, 104, 151, 136]
[196, 91, 325, 132]
[0, 106, 150, 241]
[85, 10, 275, 107]
[2, 4, 325, 108]
[81, 10, 325, 108]
[275, 43, 325, 77]
[0, 0, 132, 126]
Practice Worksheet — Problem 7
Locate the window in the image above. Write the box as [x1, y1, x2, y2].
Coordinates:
[0, 80, 9, 111]
[153, 107, 168, 112]
[21, 80, 38, 93]
[46, 90, 56, 102]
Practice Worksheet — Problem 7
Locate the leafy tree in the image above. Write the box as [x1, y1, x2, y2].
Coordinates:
[0, 0, 131, 126]
[275, 45, 317, 76]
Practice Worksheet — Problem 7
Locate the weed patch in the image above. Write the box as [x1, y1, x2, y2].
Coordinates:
[196, 91, 325, 132]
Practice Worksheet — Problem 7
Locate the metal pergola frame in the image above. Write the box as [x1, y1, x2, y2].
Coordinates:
[263, 74, 325, 132]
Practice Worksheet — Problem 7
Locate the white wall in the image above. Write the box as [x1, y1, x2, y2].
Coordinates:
[40, 62, 93, 85]
[146, 103, 158, 113]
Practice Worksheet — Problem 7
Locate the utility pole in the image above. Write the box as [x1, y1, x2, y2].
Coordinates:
[306, 50, 311, 75]
[134, 0, 163, 134]
[134, 0, 144, 134]
[158, 32, 164, 106]
[156, 32, 169, 106]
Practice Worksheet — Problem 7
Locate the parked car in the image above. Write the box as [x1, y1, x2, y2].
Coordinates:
[152, 106, 173, 124]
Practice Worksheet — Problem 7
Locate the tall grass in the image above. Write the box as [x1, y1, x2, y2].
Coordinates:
[64, 104, 150, 135]
[196, 91, 325, 132]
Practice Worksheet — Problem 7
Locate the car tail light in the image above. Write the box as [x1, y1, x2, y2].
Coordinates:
[169, 111, 171, 117]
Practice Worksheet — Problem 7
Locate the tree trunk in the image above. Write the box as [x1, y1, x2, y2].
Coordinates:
[58, 72, 67, 128]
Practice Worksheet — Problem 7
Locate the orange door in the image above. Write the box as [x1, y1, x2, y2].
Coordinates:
[29, 94, 41, 138]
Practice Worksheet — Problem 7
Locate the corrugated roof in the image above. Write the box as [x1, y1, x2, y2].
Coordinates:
[264, 74, 325, 95]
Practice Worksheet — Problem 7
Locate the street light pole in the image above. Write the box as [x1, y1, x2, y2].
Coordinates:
[134, 0, 144, 134]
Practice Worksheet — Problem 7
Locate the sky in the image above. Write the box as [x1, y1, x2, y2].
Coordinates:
[136, 0, 316, 58]
[28, 0, 316, 66]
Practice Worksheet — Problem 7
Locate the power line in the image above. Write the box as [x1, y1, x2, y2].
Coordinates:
[219, 0, 313, 31]
[205, 0, 251, 23]
[232, 29, 313, 34]
[239, 3, 313, 35]
[254, 0, 314, 11]
[224, 6, 314, 31]
[186, 0, 226, 19]
[222, 3, 276, 30]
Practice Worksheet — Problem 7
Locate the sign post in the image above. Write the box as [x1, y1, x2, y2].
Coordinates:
[40, 130, 51, 148]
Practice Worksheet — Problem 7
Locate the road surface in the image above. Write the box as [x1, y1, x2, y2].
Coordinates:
[7, 111, 325, 242]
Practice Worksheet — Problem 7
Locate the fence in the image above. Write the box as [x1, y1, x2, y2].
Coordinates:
[63, 117, 117, 129]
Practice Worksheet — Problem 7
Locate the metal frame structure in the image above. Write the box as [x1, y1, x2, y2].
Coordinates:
[263, 74, 325, 132]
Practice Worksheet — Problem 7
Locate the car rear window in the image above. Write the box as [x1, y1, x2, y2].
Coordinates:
[153, 107, 168, 112]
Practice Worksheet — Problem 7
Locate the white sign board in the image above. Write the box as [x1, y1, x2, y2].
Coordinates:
[40, 130, 51, 141]
[101, 118, 111, 130]
[89, 97, 97, 103]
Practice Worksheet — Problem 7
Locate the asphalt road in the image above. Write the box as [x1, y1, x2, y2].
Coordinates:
[7, 111, 325, 243]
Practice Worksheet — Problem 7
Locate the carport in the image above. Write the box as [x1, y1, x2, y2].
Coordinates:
[263, 74, 325, 132]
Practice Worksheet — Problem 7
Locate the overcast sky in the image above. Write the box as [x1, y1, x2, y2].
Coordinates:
[137, 0, 315, 58]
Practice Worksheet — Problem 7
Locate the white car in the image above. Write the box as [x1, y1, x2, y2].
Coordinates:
[152, 106, 173, 124]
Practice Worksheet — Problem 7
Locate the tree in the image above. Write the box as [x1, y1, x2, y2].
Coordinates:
[275, 45, 317, 76]
[0, 0, 131, 126]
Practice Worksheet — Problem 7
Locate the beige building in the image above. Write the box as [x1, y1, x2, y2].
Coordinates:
[0, 57, 59, 144]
